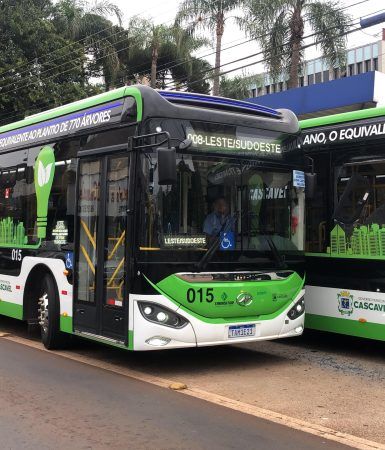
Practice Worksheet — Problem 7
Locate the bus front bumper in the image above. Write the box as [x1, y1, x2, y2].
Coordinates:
[131, 290, 305, 351]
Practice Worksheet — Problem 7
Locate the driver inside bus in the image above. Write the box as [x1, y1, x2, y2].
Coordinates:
[203, 197, 235, 237]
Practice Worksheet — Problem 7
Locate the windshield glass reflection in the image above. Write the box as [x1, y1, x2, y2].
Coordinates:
[138, 153, 304, 253]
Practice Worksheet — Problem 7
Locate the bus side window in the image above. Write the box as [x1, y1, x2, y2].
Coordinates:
[305, 153, 330, 253]
[333, 172, 370, 226]
[0, 150, 32, 246]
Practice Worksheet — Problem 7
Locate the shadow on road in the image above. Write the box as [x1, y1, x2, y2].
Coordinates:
[2, 314, 385, 377]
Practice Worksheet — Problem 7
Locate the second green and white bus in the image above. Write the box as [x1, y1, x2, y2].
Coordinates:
[302, 107, 385, 341]
[0, 86, 306, 350]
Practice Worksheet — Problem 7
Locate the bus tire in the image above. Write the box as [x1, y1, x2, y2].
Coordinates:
[38, 273, 67, 349]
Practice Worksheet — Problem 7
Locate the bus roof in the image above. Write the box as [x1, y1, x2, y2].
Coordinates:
[0, 86, 288, 134]
[158, 91, 282, 118]
[0, 86, 297, 148]
[300, 106, 385, 130]
[0, 86, 130, 136]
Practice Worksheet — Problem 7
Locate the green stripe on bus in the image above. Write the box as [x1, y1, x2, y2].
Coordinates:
[300, 105, 385, 130]
[0, 86, 143, 136]
[60, 315, 73, 333]
[305, 313, 385, 341]
[0, 301, 23, 319]
[306, 252, 385, 260]
[128, 330, 134, 350]
[125, 87, 143, 121]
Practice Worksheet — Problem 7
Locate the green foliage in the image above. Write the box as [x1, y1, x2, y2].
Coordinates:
[172, 57, 212, 94]
[239, 0, 351, 88]
[176, 0, 242, 95]
[0, 0, 104, 125]
[0, 0, 216, 125]
[123, 18, 211, 93]
[219, 73, 262, 99]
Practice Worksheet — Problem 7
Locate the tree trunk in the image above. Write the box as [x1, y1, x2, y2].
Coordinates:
[288, 6, 304, 89]
[213, 12, 224, 96]
[151, 45, 158, 89]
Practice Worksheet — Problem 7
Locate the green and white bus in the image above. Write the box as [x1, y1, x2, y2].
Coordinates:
[301, 107, 385, 341]
[0, 86, 306, 350]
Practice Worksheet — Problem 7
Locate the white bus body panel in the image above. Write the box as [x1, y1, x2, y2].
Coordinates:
[306, 284, 385, 325]
[0, 257, 72, 316]
[132, 289, 305, 351]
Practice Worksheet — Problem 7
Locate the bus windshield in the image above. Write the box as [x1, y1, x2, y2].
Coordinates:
[138, 153, 304, 254]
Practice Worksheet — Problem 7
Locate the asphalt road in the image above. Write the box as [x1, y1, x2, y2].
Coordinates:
[0, 338, 353, 450]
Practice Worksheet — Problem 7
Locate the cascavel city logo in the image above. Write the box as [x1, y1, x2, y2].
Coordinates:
[337, 290, 354, 316]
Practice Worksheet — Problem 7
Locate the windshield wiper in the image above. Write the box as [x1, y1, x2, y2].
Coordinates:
[264, 234, 287, 269]
[257, 213, 287, 269]
[196, 213, 237, 271]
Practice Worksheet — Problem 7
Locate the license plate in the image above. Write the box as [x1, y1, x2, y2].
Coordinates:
[228, 324, 256, 338]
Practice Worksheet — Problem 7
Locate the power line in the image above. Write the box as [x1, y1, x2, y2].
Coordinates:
[0, 14, 216, 93]
[0, 24, 252, 96]
[0, 2, 378, 123]
[0, 0, 369, 96]
[162, 5, 385, 90]
[0, 0, 369, 87]
[0, 16, 367, 126]
[169, 24, 365, 91]
[0, 18, 368, 124]
[0, 36, 253, 123]
[0, 2, 181, 82]
[129, 0, 374, 81]
[131, 37, 255, 79]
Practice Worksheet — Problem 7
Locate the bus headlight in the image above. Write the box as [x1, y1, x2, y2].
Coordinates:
[138, 302, 188, 329]
[287, 297, 305, 320]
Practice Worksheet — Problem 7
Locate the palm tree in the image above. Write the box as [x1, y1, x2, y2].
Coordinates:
[53, 0, 122, 89]
[177, 0, 242, 96]
[54, 0, 122, 40]
[125, 18, 173, 89]
[125, 19, 209, 91]
[219, 72, 262, 99]
[239, 0, 351, 89]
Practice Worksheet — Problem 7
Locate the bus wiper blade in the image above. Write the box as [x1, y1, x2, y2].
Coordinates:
[196, 236, 220, 271]
[196, 212, 237, 271]
[265, 235, 287, 269]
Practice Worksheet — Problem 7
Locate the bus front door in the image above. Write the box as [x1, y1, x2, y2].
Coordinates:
[74, 154, 130, 344]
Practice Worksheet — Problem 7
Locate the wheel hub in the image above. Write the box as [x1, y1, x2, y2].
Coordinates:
[38, 293, 49, 332]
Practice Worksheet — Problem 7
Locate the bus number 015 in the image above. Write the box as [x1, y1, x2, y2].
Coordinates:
[186, 288, 214, 303]
[11, 249, 22, 261]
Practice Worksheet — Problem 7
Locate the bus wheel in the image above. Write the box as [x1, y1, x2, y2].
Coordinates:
[38, 274, 67, 349]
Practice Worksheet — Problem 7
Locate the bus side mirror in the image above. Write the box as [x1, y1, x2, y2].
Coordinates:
[305, 172, 317, 199]
[157, 147, 177, 185]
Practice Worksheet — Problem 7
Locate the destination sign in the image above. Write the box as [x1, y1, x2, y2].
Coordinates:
[186, 125, 284, 158]
[162, 234, 207, 248]
[0, 101, 124, 151]
[187, 132, 281, 155]
[302, 118, 385, 148]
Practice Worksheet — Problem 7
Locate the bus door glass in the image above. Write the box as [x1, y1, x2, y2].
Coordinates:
[74, 154, 129, 343]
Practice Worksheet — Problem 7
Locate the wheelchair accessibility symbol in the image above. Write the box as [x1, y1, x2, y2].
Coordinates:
[220, 232, 235, 251]
[65, 252, 74, 269]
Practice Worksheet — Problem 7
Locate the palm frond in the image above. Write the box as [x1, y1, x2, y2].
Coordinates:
[86, 0, 122, 26]
[305, 0, 351, 68]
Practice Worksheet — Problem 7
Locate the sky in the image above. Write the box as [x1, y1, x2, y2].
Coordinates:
[102, 0, 385, 78]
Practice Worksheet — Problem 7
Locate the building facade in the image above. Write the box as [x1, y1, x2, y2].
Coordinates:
[249, 34, 385, 98]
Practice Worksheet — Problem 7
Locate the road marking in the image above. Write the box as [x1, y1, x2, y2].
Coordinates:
[2, 333, 384, 450]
